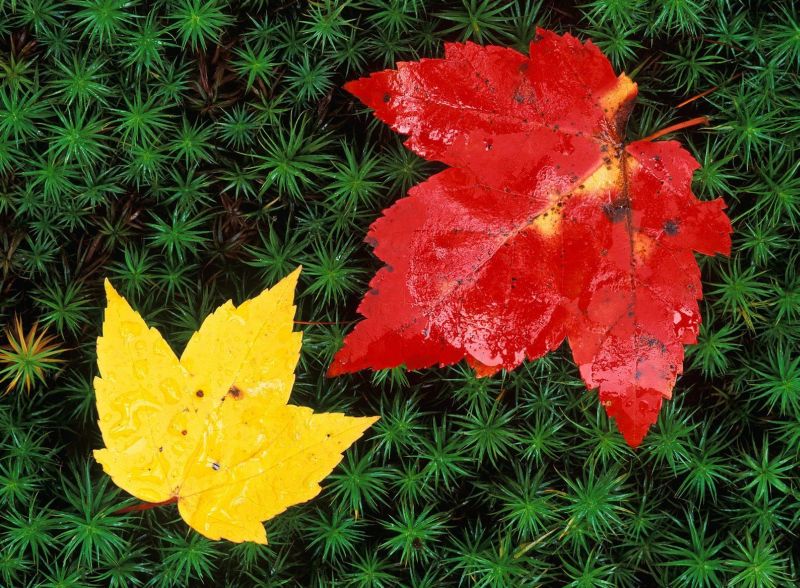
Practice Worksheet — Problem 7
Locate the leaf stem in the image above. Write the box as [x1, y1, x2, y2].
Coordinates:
[114, 497, 178, 515]
[640, 116, 709, 142]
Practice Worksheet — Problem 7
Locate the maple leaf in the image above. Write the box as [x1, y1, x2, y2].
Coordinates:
[328, 29, 732, 446]
[93, 268, 378, 543]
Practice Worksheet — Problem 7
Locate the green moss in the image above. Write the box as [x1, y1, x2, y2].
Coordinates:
[0, 1, 798, 586]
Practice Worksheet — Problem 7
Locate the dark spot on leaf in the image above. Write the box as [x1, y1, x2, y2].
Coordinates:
[212, 462, 220, 471]
[228, 385, 242, 399]
[640, 335, 658, 347]
[603, 198, 630, 223]
[196, 390, 204, 398]
[181, 430, 187, 436]
[382, 93, 390, 103]
[519, 61, 529, 72]
[664, 219, 679, 235]
[513, 92, 524, 103]
[159, 447, 163, 452]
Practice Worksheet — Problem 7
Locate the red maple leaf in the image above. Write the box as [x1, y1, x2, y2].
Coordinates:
[329, 29, 732, 446]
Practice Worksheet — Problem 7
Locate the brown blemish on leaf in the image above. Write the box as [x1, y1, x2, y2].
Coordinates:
[603, 198, 630, 223]
[642, 336, 659, 348]
[664, 219, 679, 235]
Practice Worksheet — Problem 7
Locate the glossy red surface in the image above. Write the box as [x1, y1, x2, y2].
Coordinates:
[329, 29, 732, 446]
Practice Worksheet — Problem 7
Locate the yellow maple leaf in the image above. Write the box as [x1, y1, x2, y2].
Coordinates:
[93, 268, 378, 543]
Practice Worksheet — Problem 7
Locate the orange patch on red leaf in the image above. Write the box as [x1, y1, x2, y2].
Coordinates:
[329, 29, 731, 447]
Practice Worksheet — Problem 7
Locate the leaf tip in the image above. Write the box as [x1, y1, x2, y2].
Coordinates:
[622, 430, 647, 449]
[326, 360, 345, 378]
[102, 277, 118, 301]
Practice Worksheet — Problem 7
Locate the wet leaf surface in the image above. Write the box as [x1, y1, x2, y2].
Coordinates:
[329, 29, 731, 446]
[94, 269, 377, 542]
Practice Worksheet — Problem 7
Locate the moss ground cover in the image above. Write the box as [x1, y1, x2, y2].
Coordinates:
[0, 1, 798, 586]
